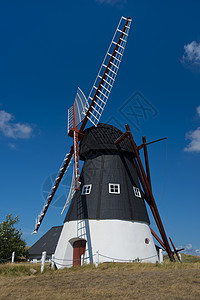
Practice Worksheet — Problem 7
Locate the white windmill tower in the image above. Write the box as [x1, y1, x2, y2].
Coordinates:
[33, 17, 179, 267]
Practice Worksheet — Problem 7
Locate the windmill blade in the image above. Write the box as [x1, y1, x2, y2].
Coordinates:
[79, 16, 132, 132]
[32, 146, 74, 234]
[60, 164, 75, 215]
[33, 17, 132, 234]
[73, 130, 80, 190]
[68, 87, 89, 134]
[68, 90, 82, 190]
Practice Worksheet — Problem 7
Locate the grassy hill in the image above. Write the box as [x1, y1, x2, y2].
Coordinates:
[0, 257, 200, 300]
[164, 253, 200, 263]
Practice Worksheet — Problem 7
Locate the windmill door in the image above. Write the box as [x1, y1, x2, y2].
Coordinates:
[73, 239, 86, 266]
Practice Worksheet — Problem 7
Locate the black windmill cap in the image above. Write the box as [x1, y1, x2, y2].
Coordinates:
[79, 123, 134, 160]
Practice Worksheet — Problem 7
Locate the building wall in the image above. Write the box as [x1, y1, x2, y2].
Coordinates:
[66, 152, 150, 224]
[54, 219, 158, 268]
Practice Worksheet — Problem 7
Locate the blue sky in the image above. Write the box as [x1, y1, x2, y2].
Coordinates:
[0, 0, 200, 255]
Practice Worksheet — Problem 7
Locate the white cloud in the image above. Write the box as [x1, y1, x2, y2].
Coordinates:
[184, 127, 200, 152]
[184, 105, 200, 152]
[0, 110, 33, 139]
[96, 0, 127, 6]
[185, 243, 193, 250]
[182, 41, 200, 65]
[181, 244, 200, 256]
[8, 143, 17, 150]
[196, 105, 200, 117]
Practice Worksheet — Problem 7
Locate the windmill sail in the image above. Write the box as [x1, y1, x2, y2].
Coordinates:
[80, 16, 132, 129]
[61, 164, 75, 215]
[32, 148, 74, 233]
[33, 16, 132, 233]
[73, 129, 80, 190]
[68, 87, 88, 134]
[68, 17, 132, 133]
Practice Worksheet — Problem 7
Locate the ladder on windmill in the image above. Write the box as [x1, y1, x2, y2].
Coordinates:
[77, 194, 91, 265]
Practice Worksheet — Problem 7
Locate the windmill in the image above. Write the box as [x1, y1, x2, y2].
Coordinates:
[33, 16, 181, 266]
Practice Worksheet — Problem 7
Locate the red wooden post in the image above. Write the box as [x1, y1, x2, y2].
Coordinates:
[125, 124, 174, 261]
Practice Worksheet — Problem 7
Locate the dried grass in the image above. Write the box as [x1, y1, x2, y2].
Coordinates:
[0, 261, 199, 300]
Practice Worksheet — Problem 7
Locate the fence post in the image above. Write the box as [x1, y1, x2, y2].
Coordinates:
[51, 254, 55, 270]
[95, 250, 99, 268]
[159, 249, 163, 264]
[41, 251, 46, 273]
[11, 251, 15, 263]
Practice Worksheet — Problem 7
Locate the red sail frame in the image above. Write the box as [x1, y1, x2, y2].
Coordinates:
[73, 103, 80, 191]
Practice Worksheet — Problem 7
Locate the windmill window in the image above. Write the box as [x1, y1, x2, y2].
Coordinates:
[145, 238, 150, 244]
[81, 184, 92, 195]
[133, 187, 141, 198]
[109, 183, 120, 194]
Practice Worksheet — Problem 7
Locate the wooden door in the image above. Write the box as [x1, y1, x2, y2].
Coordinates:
[73, 239, 86, 266]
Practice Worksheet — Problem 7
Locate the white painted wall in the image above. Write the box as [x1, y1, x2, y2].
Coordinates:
[54, 219, 158, 268]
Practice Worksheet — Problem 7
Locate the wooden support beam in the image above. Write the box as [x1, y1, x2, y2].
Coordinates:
[142, 136, 152, 191]
[169, 237, 182, 263]
[114, 131, 129, 145]
[150, 227, 166, 251]
[125, 124, 175, 262]
[138, 137, 167, 151]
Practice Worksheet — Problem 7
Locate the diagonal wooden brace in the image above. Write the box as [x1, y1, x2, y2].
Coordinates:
[124, 124, 175, 261]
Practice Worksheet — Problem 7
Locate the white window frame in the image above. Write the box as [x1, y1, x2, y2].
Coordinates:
[81, 184, 92, 195]
[109, 183, 120, 194]
[133, 186, 141, 198]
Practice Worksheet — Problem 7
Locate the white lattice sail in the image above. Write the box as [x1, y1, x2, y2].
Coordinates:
[60, 162, 75, 215]
[68, 87, 88, 133]
[33, 17, 132, 234]
[86, 16, 132, 126]
[32, 151, 73, 233]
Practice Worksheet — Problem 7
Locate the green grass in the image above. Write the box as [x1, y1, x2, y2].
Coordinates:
[0, 263, 49, 276]
[0, 254, 199, 277]
[164, 253, 200, 263]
